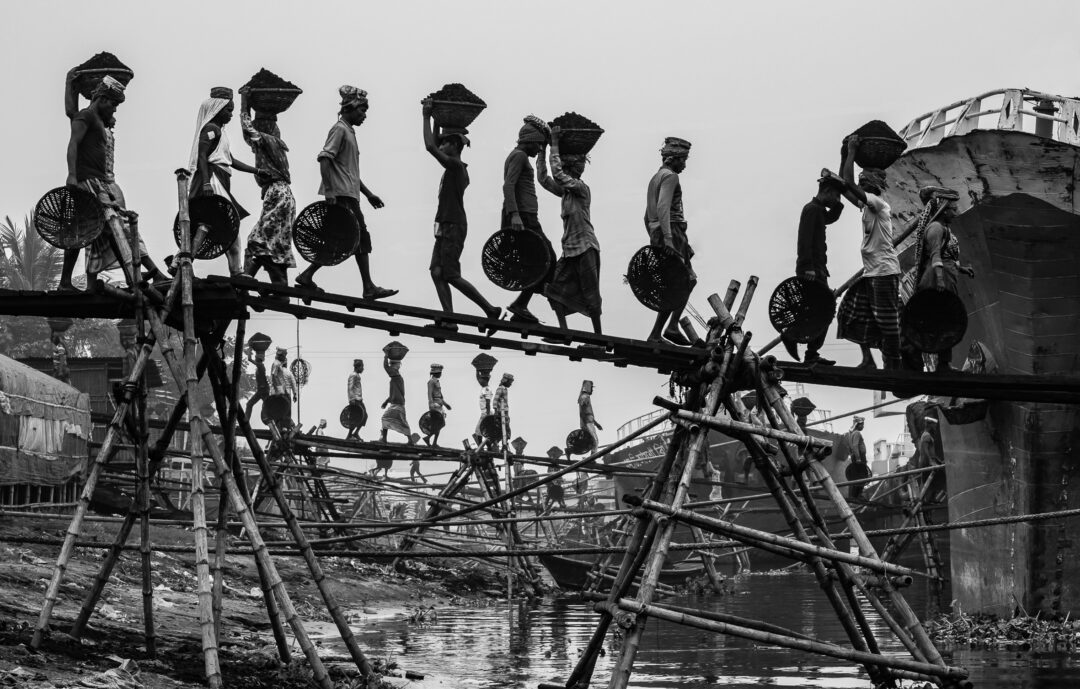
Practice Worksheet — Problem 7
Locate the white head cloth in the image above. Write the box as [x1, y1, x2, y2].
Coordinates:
[187, 98, 234, 184]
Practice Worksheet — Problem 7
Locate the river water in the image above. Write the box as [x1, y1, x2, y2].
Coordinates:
[316, 573, 1080, 688]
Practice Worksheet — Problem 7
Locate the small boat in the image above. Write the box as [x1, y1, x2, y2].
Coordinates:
[539, 552, 705, 592]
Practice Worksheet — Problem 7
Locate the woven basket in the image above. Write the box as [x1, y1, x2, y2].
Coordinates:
[854, 137, 907, 169]
[768, 277, 837, 344]
[261, 394, 292, 425]
[339, 403, 368, 430]
[419, 410, 446, 435]
[626, 246, 693, 312]
[383, 341, 409, 361]
[248, 87, 302, 115]
[248, 332, 273, 353]
[34, 186, 105, 249]
[845, 462, 872, 481]
[790, 396, 817, 418]
[430, 100, 486, 129]
[173, 195, 240, 260]
[901, 288, 968, 353]
[565, 429, 596, 456]
[74, 67, 135, 100]
[558, 128, 604, 156]
[290, 358, 310, 387]
[478, 414, 504, 442]
[293, 201, 360, 266]
[482, 229, 554, 291]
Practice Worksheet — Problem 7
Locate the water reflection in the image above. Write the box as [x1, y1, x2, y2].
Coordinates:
[322, 573, 1080, 688]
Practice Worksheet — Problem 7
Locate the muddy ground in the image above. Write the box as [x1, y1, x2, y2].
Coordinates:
[0, 515, 504, 688]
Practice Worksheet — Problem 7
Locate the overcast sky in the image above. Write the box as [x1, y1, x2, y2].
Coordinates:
[4, 1, 1079, 474]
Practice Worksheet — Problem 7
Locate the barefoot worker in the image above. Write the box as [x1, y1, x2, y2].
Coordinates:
[61, 74, 165, 290]
[537, 126, 602, 334]
[644, 137, 694, 345]
[836, 135, 902, 369]
[578, 380, 603, 448]
[379, 354, 413, 444]
[345, 359, 366, 441]
[188, 87, 257, 276]
[421, 99, 501, 323]
[237, 90, 296, 286]
[502, 116, 556, 324]
[295, 85, 396, 299]
[423, 363, 451, 447]
[783, 170, 846, 365]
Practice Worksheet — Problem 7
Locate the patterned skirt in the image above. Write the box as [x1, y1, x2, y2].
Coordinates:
[82, 179, 150, 275]
[545, 247, 602, 317]
[837, 275, 901, 355]
[245, 181, 297, 267]
[381, 403, 411, 435]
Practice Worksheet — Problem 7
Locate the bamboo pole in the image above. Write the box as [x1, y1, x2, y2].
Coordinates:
[663, 405, 833, 450]
[206, 356, 373, 678]
[760, 377, 948, 670]
[610, 598, 968, 681]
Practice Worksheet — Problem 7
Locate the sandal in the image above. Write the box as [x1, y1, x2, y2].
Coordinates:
[363, 286, 398, 300]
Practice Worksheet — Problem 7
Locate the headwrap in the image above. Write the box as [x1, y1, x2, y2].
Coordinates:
[91, 75, 126, 103]
[430, 364, 444, 374]
[925, 416, 939, 424]
[817, 168, 845, 190]
[501, 373, 515, 384]
[439, 127, 471, 147]
[339, 85, 368, 111]
[858, 168, 887, 192]
[353, 358, 363, 366]
[517, 115, 549, 144]
[581, 380, 593, 393]
[275, 346, 288, 356]
[209, 86, 234, 100]
[660, 137, 692, 158]
[187, 97, 231, 174]
[853, 416, 865, 424]
[913, 185, 960, 284]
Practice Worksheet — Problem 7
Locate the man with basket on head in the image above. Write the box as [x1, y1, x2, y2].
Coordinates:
[295, 86, 397, 300]
[782, 170, 847, 365]
[537, 126, 603, 334]
[836, 136, 903, 370]
[472, 354, 497, 450]
[189, 87, 258, 276]
[502, 116, 556, 324]
[379, 353, 413, 445]
[60, 74, 166, 291]
[423, 363, 451, 448]
[269, 346, 297, 429]
[345, 359, 366, 441]
[492, 373, 514, 452]
[237, 89, 296, 287]
[644, 137, 695, 345]
[421, 99, 501, 324]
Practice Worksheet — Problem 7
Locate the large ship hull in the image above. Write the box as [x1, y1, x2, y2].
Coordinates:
[886, 132, 1080, 616]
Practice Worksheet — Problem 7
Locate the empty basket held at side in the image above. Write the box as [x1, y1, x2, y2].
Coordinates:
[565, 429, 596, 456]
[419, 410, 446, 436]
[626, 245, 693, 312]
[339, 403, 368, 430]
[902, 287, 968, 353]
[173, 195, 240, 260]
[768, 277, 837, 344]
[293, 201, 360, 266]
[478, 414, 504, 442]
[482, 229, 554, 291]
[34, 186, 105, 250]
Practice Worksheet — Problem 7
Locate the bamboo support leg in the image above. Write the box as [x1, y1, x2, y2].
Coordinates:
[69, 482, 135, 639]
[31, 345, 159, 649]
[135, 380, 156, 656]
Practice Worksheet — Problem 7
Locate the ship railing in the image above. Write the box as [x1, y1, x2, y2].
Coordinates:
[898, 88, 1080, 151]
[616, 408, 675, 440]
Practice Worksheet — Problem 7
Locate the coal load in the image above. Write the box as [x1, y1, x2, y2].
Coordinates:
[427, 83, 486, 107]
[426, 83, 486, 129]
[550, 111, 604, 155]
[243, 68, 300, 92]
[847, 119, 907, 169]
[853, 120, 904, 141]
[241, 68, 302, 115]
[72, 52, 134, 100]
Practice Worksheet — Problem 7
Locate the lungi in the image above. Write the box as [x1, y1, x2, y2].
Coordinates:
[381, 403, 411, 435]
[837, 275, 901, 357]
[545, 247, 602, 317]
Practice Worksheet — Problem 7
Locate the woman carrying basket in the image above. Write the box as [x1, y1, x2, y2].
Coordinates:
[188, 87, 257, 276]
[537, 126, 603, 334]
[908, 185, 975, 372]
[237, 90, 296, 287]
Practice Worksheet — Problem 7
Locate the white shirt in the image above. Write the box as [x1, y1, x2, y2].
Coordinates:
[860, 193, 900, 277]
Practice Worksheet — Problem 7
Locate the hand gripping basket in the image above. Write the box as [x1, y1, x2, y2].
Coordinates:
[478, 414, 504, 442]
[626, 245, 693, 312]
[482, 229, 554, 291]
[565, 429, 596, 456]
[339, 403, 368, 430]
[768, 277, 837, 343]
[419, 410, 446, 435]
[901, 287, 968, 353]
[173, 195, 240, 260]
[34, 186, 105, 249]
[293, 201, 361, 266]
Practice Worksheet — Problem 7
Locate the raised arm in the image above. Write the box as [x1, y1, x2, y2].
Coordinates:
[840, 136, 868, 207]
[549, 128, 585, 195]
[64, 69, 79, 120]
[536, 144, 563, 197]
[421, 98, 452, 167]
